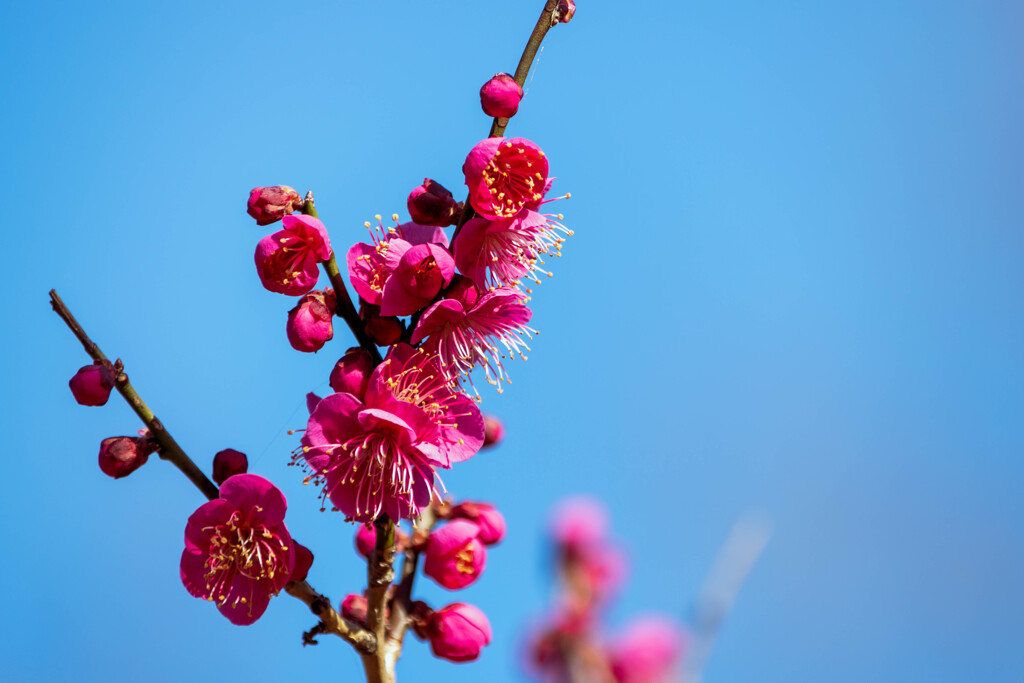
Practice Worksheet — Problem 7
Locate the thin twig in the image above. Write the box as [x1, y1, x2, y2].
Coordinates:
[285, 580, 376, 652]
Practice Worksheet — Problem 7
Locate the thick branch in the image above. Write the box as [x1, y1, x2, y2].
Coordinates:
[285, 580, 376, 653]
[362, 516, 397, 682]
[302, 194, 384, 364]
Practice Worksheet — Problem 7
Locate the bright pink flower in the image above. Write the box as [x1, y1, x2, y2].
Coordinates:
[212, 448, 248, 486]
[453, 208, 572, 289]
[463, 137, 549, 219]
[291, 541, 314, 582]
[425, 603, 492, 662]
[451, 502, 506, 545]
[347, 216, 450, 306]
[254, 214, 332, 295]
[69, 361, 115, 406]
[247, 185, 301, 226]
[607, 618, 686, 683]
[412, 276, 533, 391]
[179, 474, 295, 625]
[330, 347, 374, 399]
[424, 519, 487, 590]
[408, 179, 459, 227]
[379, 239, 456, 316]
[98, 435, 155, 479]
[286, 289, 337, 352]
[483, 416, 505, 447]
[480, 73, 524, 118]
[355, 523, 377, 557]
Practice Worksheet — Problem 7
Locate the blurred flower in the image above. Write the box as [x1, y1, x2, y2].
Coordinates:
[254, 214, 332, 295]
[179, 474, 295, 625]
[607, 617, 686, 683]
[483, 416, 505, 448]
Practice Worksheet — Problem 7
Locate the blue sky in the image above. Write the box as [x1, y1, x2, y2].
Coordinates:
[2, 1, 1023, 681]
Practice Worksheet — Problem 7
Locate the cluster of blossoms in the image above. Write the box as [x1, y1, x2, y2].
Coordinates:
[527, 498, 687, 683]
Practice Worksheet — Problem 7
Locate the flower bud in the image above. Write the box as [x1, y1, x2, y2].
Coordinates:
[212, 448, 248, 486]
[451, 502, 506, 546]
[98, 436, 154, 479]
[407, 179, 459, 227]
[69, 361, 115, 406]
[329, 347, 374, 399]
[287, 289, 337, 353]
[480, 73, 523, 118]
[341, 594, 368, 625]
[360, 302, 405, 346]
[425, 603, 492, 662]
[554, 0, 575, 24]
[355, 523, 376, 557]
[291, 542, 314, 582]
[247, 185, 302, 226]
[482, 415, 505, 448]
[424, 519, 487, 590]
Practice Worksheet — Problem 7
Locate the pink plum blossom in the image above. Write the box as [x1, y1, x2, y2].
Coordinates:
[247, 185, 301, 226]
[463, 137, 549, 219]
[607, 618, 686, 683]
[69, 361, 115, 406]
[424, 603, 492, 662]
[407, 179, 459, 227]
[551, 496, 609, 550]
[480, 73, 524, 118]
[179, 474, 295, 625]
[347, 216, 450, 306]
[379, 239, 456, 316]
[299, 344, 482, 521]
[330, 347, 374, 399]
[355, 523, 377, 557]
[423, 519, 487, 590]
[453, 208, 572, 289]
[411, 276, 534, 391]
[286, 289, 337, 352]
[254, 214, 332, 295]
[361, 304, 405, 346]
[212, 448, 248, 486]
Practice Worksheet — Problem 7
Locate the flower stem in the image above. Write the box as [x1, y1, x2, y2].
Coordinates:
[302, 194, 384, 364]
[49, 288, 376, 651]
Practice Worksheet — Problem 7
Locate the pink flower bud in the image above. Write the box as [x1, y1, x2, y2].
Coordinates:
[408, 179, 459, 227]
[355, 523, 376, 557]
[330, 347, 374, 399]
[212, 448, 248, 486]
[451, 502, 506, 546]
[287, 289, 337, 353]
[425, 603, 492, 662]
[341, 594, 368, 624]
[482, 415, 505, 447]
[607, 617, 686, 683]
[554, 0, 575, 23]
[480, 73, 524, 118]
[360, 302, 406, 346]
[247, 185, 302, 226]
[98, 436, 153, 479]
[291, 542, 314, 582]
[424, 519, 487, 590]
[68, 361, 115, 406]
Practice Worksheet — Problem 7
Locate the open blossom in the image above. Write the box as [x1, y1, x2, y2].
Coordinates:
[463, 137, 549, 219]
[379, 239, 456, 316]
[69, 361, 115, 406]
[425, 603, 492, 662]
[254, 214, 332, 295]
[286, 289, 337, 352]
[299, 344, 483, 521]
[412, 276, 533, 391]
[607, 618, 686, 683]
[347, 216, 449, 306]
[424, 519, 487, 590]
[454, 208, 572, 289]
[180, 474, 295, 625]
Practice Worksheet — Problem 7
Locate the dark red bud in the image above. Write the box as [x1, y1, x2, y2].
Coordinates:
[407, 179, 459, 227]
[247, 185, 302, 226]
[212, 448, 249, 486]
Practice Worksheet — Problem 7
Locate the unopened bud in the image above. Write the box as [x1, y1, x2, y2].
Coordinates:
[341, 594, 368, 625]
[247, 185, 302, 226]
[425, 603, 492, 662]
[482, 416, 505, 448]
[407, 179, 459, 227]
[291, 542, 314, 582]
[287, 289, 337, 353]
[98, 436, 154, 479]
[69, 361, 115, 407]
[360, 302, 405, 346]
[212, 448, 249, 486]
[451, 502, 506, 546]
[424, 519, 487, 590]
[330, 347, 374, 399]
[480, 73, 524, 119]
[554, 0, 575, 24]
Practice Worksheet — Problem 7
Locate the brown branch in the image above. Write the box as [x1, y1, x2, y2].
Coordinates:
[302, 193, 385, 365]
[361, 516, 397, 683]
[50, 289, 377, 654]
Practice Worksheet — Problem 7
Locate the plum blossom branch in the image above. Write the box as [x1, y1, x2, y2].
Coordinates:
[49, 289, 376, 652]
[302, 193, 384, 364]
[362, 516, 398, 683]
